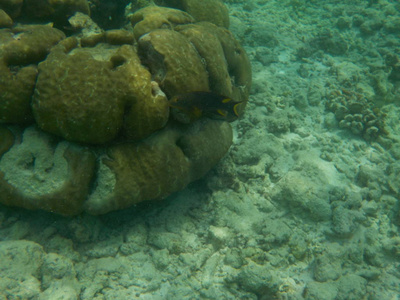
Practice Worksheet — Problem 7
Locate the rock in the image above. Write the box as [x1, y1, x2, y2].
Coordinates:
[0, 240, 45, 299]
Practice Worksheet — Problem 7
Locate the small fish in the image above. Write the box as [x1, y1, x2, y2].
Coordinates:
[169, 91, 243, 123]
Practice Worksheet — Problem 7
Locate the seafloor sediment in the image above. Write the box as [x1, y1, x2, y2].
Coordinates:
[1, 0, 400, 299]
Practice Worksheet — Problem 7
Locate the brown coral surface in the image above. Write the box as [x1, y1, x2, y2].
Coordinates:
[0, 25, 65, 124]
[0, 3, 251, 215]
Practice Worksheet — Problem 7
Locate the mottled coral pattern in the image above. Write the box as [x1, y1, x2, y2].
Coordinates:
[0, 1, 251, 215]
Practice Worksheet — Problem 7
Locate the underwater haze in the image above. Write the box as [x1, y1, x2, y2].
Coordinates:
[1, 0, 400, 299]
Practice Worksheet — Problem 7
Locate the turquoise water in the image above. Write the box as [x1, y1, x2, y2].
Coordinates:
[1, 0, 400, 299]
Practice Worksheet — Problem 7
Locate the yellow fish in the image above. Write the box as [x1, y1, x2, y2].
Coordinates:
[169, 91, 244, 123]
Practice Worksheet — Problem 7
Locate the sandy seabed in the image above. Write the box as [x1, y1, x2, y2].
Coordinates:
[1, 1, 400, 299]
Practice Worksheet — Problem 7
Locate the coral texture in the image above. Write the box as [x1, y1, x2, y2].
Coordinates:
[0, 127, 96, 215]
[177, 22, 252, 108]
[32, 38, 169, 144]
[0, 4, 251, 215]
[128, 6, 194, 40]
[149, 0, 229, 28]
[138, 28, 210, 97]
[0, 9, 12, 27]
[85, 119, 233, 215]
[326, 88, 387, 140]
[22, 0, 90, 20]
[0, 25, 65, 124]
[178, 0, 229, 28]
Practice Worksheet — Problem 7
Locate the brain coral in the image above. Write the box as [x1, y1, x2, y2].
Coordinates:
[130, 0, 229, 29]
[0, 4, 252, 215]
[22, 0, 90, 20]
[0, 24, 65, 124]
[32, 37, 169, 144]
[174, 0, 230, 28]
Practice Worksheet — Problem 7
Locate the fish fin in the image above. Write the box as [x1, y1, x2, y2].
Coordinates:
[222, 98, 232, 103]
[217, 109, 227, 117]
[233, 103, 242, 117]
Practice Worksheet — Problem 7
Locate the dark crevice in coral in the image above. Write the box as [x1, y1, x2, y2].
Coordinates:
[89, 0, 131, 30]
[110, 55, 127, 70]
